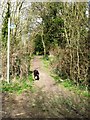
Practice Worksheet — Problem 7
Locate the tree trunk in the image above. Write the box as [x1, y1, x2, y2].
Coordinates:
[41, 23, 46, 56]
[76, 31, 80, 85]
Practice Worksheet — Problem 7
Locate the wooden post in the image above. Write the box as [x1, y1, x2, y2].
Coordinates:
[7, 18, 10, 83]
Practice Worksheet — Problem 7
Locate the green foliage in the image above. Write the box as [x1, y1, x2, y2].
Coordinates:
[60, 79, 90, 98]
[42, 3, 65, 53]
[34, 34, 44, 55]
[52, 75, 90, 98]
[2, 74, 33, 94]
[42, 57, 89, 98]
[43, 54, 49, 60]
[61, 79, 74, 88]
[2, 2, 11, 47]
[42, 56, 50, 68]
[51, 75, 60, 82]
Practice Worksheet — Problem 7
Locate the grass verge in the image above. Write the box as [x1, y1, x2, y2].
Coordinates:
[1, 74, 34, 94]
[42, 57, 90, 98]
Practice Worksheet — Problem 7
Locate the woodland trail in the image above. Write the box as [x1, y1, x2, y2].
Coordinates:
[2, 56, 89, 119]
[31, 56, 77, 98]
[31, 56, 61, 93]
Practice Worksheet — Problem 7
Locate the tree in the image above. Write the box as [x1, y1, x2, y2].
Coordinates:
[2, 1, 10, 48]
[31, 2, 65, 55]
[1, 0, 33, 80]
[1, 1, 11, 79]
[49, 2, 88, 86]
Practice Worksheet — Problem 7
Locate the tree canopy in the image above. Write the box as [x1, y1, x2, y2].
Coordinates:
[1, 1, 89, 87]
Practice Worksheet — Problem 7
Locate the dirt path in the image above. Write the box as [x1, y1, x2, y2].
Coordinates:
[2, 56, 89, 119]
[31, 56, 60, 93]
[30, 56, 84, 100]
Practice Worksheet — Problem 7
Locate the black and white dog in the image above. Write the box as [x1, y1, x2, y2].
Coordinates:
[33, 69, 39, 80]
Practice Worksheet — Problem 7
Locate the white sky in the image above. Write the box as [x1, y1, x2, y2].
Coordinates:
[1, 0, 88, 2]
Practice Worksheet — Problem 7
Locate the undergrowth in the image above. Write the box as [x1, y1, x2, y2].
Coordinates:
[42, 56, 90, 98]
[52, 73, 90, 97]
[1, 74, 34, 94]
